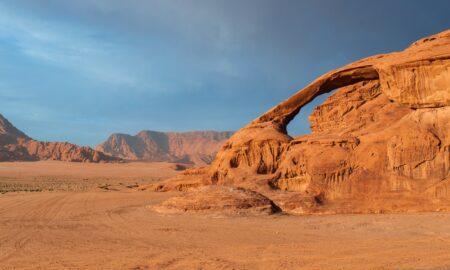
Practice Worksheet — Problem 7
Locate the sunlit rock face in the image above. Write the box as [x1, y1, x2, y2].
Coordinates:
[149, 30, 450, 214]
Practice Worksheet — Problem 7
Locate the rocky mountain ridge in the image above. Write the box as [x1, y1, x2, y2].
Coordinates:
[0, 114, 119, 162]
[96, 130, 233, 165]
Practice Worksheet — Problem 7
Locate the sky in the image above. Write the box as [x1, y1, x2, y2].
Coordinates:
[0, 0, 449, 147]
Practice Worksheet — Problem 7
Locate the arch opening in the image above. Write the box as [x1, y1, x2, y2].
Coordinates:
[286, 88, 339, 137]
[250, 65, 380, 139]
[279, 66, 380, 138]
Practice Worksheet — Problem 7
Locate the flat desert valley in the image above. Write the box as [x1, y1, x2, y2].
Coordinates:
[1, 162, 449, 270]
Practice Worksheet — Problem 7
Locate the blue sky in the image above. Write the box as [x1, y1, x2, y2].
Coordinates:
[0, 0, 449, 147]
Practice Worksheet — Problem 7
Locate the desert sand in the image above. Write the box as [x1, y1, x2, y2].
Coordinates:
[1, 161, 450, 270]
[0, 161, 178, 193]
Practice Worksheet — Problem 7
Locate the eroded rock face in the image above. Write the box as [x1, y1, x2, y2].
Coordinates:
[156, 30, 450, 214]
[0, 114, 119, 163]
[379, 58, 450, 108]
[97, 130, 233, 165]
[309, 80, 383, 133]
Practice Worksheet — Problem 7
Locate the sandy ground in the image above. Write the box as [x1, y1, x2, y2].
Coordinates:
[1, 162, 450, 270]
[0, 161, 178, 193]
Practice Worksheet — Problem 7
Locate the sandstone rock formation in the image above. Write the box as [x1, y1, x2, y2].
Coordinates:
[153, 186, 279, 216]
[0, 114, 119, 163]
[97, 130, 233, 165]
[152, 30, 450, 214]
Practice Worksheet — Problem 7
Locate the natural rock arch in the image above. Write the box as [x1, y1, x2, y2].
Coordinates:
[253, 65, 379, 131]
[207, 30, 450, 187]
[147, 30, 450, 214]
[206, 64, 382, 186]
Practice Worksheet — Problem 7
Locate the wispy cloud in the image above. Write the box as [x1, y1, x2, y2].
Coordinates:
[0, 4, 141, 89]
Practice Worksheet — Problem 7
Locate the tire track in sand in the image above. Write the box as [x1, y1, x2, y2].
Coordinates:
[0, 193, 70, 262]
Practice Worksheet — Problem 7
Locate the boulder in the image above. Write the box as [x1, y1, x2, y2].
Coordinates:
[153, 186, 280, 216]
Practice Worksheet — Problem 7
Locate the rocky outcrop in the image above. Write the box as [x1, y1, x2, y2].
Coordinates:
[153, 30, 450, 214]
[97, 130, 233, 165]
[153, 186, 280, 216]
[0, 114, 119, 163]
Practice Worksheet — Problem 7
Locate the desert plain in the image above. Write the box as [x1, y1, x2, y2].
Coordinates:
[0, 161, 449, 270]
[0, 13, 449, 270]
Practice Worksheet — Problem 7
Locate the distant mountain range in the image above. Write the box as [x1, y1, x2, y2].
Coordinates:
[96, 130, 233, 165]
[0, 113, 233, 164]
[0, 114, 119, 162]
